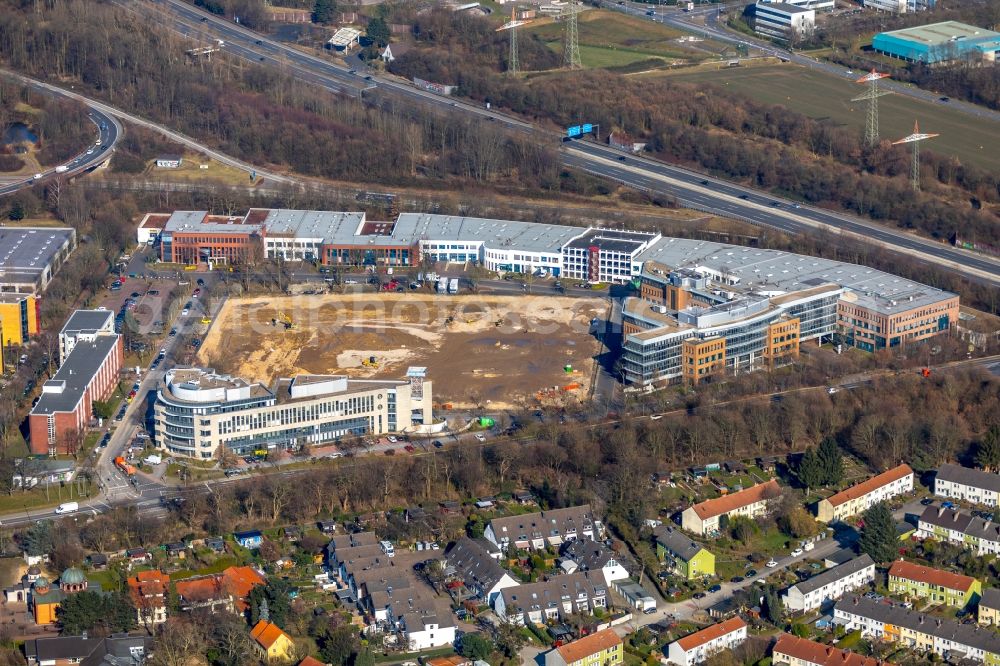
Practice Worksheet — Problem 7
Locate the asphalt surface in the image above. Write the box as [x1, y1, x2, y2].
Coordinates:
[0, 73, 121, 196]
[112, 0, 1000, 287]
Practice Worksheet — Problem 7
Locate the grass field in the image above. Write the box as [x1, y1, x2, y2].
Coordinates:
[527, 9, 722, 69]
[666, 63, 1000, 172]
[145, 155, 252, 186]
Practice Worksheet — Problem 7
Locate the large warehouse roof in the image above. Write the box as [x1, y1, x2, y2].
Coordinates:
[872, 21, 1000, 63]
[393, 213, 584, 254]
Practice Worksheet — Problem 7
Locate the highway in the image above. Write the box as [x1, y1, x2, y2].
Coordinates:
[0, 74, 122, 196]
[608, 0, 1000, 125]
[116, 0, 1000, 286]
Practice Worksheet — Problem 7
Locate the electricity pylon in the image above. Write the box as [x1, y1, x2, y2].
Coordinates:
[496, 6, 528, 75]
[852, 69, 891, 148]
[563, 0, 581, 69]
[892, 120, 938, 192]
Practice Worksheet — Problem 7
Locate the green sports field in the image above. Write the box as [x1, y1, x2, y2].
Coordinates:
[668, 63, 1000, 172]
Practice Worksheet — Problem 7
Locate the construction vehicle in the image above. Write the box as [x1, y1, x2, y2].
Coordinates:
[276, 312, 295, 330]
[114, 456, 137, 476]
[362, 356, 379, 368]
[921, 367, 931, 377]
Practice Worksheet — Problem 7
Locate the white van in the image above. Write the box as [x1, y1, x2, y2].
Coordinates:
[55, 501, 79, 514]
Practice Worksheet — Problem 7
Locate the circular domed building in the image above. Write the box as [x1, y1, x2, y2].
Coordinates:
[26, 565, 41, 582]
[31, 576, 50, 594]
[59, 567, 88, 593]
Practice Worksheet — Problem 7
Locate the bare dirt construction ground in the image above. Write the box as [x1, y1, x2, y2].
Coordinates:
[199, 293, 607, 409]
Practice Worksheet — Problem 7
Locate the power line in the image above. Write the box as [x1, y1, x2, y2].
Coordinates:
[564, 0, 581, 70]
[851, 69, 891, 148]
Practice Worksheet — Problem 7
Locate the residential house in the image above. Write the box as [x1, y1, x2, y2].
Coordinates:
[125, 548, 151, 565]
[127, 570, 169, 625]
[485, 504, 602, 551]
[834, 596, 1000, 663]
[24, 634, 153, 666]
[888, 560, 981, 608]
[544, 628, 624, 666]
[916, 506, 1000, 556]
[204, 537, 226, 553]
[681, 480, 781, 536]
[175, 565, 266, 614]
[494, 572, 608, 625]
[400, 605, 457, 652]
[325, 531, 379, 568]
[666, 617, 748, 666]
[782, 554, 875, 613]
[444, 537, 520, 604]
[772, 633, 894, 666]
[515, 491, 536, 505]
[86, 553, 108, 570]
[979, 587, 1000, 626]
[815, 464, 914, 523]
[251, 620, 295, 662]
[934, 464, 1000, 508]
[654, 526, 715, 579]
[298, 658, 326, 666]
[317, 520, 337, 535]
[561, 539, 629, 586]
[165, 542, 187, 560]
[235, 530, 264, 549]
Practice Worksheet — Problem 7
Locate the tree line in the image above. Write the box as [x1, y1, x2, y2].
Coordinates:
[389, 9, 999, 247]
[0, 80, 91, 171]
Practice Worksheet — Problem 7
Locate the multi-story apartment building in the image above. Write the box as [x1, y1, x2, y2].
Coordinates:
[127, 571, 170, 626]
[979, 588, 1000, 627]
[544, 628, 623, 666]
[654, 526, 716, 580]
[153, 367, 432, 459]
[782, 554, 875, 613]
[934, 464, 1000, 508]
[494, 571, 608, 625]
[138, 210, 960, 385]
[916, 506, 1000, 556]
[773, 634, 892, 666]
[833, 596, 1000, 664]
[667, 617, 748, 666]
[28, 316, 123, 456]
[888, 560, 981, 608]
[816, 464, 914, 523]
[484, 505, 602, 551]
[682, 480, 782, 536]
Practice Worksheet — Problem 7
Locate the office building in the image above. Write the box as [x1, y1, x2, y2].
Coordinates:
[773, 634, 894, 666]
[872, 21, 1000, 64]
[485, 504, 602, 551]
[0, 227, 76, 295]
[138, 209, 960, 384]
[933, 464, 1000, 508]
[863, 0, 906, 12]
[834, 596, 1000, 663]
[782, 554, 875, 613]
[888, 560, 981, 608]
[666, 617, 748, 666]
[682, 480, 782, 536]
[28, 325, 123, 456]
[154, 368, 432, 459]
[916, 506, 1000, 556]
[815, 464, 914, 523]
[0, 294, 39, 347]
[753, 2, 815, 40]
[58, 309, 115, 363]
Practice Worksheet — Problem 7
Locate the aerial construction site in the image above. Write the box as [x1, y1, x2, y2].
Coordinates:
[198, 293, 607, 409]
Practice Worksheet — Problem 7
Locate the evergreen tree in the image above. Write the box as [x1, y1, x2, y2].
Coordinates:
[24, 521, 54, 557]
[353, 647, 375, 666]
[975, 426, 1000, 473]
[858, 502, 898, 563]
[249, 579, 292, 628]
[817, 438, 844, 486]
[313, 0, 337, 24]
[762, 587, 784, 625]
[796, 448, 823, 492]
[366, 17, 390, 48]
[459, 633, 494, 660]
[57, 590, 136, 635]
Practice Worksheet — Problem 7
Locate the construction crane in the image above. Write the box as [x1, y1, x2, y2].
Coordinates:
[852, 69, 892, 148]
[892, 120, 938, 191]
[495, 7, 531, 75]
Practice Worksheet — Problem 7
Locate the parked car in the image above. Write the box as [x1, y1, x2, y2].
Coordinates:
[791, 548, 804, 557]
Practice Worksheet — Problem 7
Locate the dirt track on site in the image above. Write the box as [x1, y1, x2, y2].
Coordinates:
[199, 293, 605, 409]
